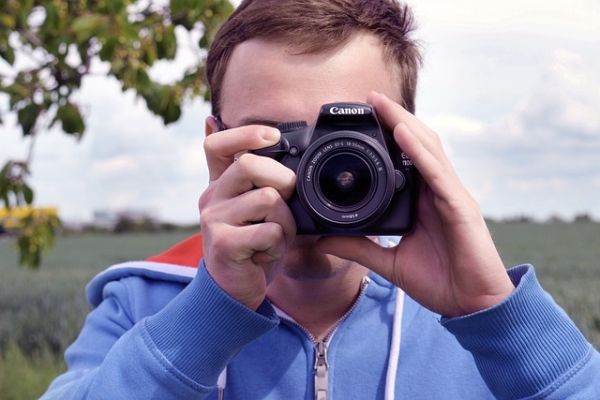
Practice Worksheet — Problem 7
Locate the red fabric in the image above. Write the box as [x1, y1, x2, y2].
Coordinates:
[146, 233, 203, 268]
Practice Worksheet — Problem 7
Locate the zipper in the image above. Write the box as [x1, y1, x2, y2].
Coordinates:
[276, 277, 370, 400]
[314, 341, 329, 400]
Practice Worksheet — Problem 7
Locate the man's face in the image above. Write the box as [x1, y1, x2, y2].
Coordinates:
[217, 32, 400, 279]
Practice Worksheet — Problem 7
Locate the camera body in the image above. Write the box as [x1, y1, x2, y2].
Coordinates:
[254, 102, 418, 235]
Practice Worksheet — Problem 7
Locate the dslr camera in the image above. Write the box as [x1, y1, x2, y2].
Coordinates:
[254, 102, 418, 235]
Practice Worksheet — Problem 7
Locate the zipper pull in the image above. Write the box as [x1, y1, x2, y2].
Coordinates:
[314, 341, 329, 400]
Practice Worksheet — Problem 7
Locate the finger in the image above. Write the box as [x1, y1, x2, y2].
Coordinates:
[231, 222, 288, 263]
[367, 91, 440, 155]
[243, 222, 288, 284]
[212, 153, 296, 201]
[392, 122, 455, 201]
[211, 187, 297, 245]
[315, 236, 398, 283]
[368, 91, 459, 201]
[204, 125, 281, 181]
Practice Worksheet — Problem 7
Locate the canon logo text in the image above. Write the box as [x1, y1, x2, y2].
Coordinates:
[329, 107, 366, 115]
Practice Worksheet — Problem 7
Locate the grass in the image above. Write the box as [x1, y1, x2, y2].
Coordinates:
[0, 223, 599, 399]
[0, 342, 64, 400]
[489, 221, 600, 345]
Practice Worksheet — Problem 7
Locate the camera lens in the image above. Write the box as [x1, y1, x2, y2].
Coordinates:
[297, 132, 396, 228]
[318, 153, 373, 208]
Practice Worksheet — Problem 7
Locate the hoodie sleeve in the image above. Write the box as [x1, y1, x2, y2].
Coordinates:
[442, 265, 600, 400]
[40, 263, 279, 400]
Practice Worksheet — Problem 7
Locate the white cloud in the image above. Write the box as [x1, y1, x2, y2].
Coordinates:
[434, 48, 600, 219]
[409, 0, 600, 37]
[91, 156, 139, 178]
[505, 178, 569, 192]
[487, 49, 600, 148]
[428, 114, 484, 137]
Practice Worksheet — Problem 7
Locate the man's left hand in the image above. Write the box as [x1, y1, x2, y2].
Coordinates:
[316, 92, 515, 318]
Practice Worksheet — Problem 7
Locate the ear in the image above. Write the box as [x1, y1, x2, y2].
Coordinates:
[205, 116, 220, 137]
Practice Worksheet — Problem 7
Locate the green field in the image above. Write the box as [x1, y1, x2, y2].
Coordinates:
[1, 223, 599, 399]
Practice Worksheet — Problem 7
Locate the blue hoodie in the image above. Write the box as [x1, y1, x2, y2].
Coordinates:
[42, 236, 600, 399]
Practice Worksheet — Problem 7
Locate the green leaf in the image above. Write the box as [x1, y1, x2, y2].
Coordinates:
[142, 84, 164, 115]
[141, 39, 157, 66]
[135, 68, 151, 88]
[106, 0, 126, 14]
[22, 184, 34, 205]
[0, 14, 16, 29]
[17, 103, 41, 136]
[56, 103, 85, 136]
[3, 83, 30, 107]
[198, 34, 209, 49]
[0, 164, 10, 208]
[99, 37, 118, 61]
[43, 2, 59, 30]
[163, 101, 182, 124]
[71, 14, 108, 43]
[156, 25, 177, 60]
[0, 43, 15, 65]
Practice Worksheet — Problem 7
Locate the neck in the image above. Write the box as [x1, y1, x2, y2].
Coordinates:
[267, 263, 368, 341]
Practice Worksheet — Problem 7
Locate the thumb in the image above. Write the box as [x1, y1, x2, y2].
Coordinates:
[315, 236, 394, 279]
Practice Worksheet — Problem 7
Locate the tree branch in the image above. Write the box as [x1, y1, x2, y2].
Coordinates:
[17, 28, 45, 49]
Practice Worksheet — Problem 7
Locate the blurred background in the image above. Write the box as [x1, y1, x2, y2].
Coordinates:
[3, 0, 600, 224]
[1, 0, 599, 398]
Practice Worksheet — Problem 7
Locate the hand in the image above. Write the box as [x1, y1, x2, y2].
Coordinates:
[316, 92, 514, 317]
[199, 122, 296, 310]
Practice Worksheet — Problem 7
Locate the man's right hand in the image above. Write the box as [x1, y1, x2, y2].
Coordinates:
[199, 123, 296, 310]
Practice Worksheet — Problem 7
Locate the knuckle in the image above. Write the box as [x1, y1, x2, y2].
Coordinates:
[198, 185, 215, 210]
[393, 123, 405, 137]
[203, 135, 217, 155]
[208, 225, 234, 254]
[257, 186, 281, 205]
[446, 195, 482, 222]
[210, 236, 230, 256]
[262, 222, 285, 243]
[465, 197, 483, 218]
[284, 167, 297, 185]
[236, 152, 257, 170]
[257, 126, 278, 140]
[284, 171, 297, 196]
[199, 205, 216, 226]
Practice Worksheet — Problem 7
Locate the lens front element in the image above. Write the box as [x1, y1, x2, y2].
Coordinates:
[318, 152, 373, 209]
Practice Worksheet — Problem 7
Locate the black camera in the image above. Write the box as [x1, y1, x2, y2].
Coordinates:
[254, 102, 418, 235]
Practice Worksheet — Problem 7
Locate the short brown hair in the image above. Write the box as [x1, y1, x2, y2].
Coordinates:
[206, 0, 422, 116]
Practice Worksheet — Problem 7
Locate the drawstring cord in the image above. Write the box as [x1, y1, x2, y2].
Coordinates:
[217, 368, 227, 400]
[385, 287, 404, 400]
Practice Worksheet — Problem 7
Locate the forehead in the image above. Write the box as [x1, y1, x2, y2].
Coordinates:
[219, 33, 400, 126]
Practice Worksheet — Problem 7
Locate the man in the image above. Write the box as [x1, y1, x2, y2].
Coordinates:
[43, 0, 600, 399]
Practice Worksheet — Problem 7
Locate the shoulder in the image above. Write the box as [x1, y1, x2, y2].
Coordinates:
[86, 261, 198, 317]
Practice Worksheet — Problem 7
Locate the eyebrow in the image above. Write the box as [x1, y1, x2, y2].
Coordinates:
[233, 116, 283, 128]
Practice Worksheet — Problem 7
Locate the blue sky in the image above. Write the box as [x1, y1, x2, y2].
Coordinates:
[1, 0, 599, 223]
